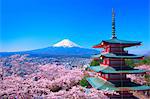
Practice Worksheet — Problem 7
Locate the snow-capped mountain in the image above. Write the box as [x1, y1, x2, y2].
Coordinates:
[53, 39, 81, 47]
[0, 39, 99, 57]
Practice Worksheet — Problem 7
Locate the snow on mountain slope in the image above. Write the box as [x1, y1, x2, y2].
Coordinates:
[53, 39, 81, 47]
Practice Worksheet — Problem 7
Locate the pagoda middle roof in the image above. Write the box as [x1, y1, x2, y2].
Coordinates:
[86, 77, 150, 91]
[92, 53, 143, 59]
[88, 66, 149, 74]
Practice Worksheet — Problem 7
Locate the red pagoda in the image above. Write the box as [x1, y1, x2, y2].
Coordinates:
[86, 9, 150, 99]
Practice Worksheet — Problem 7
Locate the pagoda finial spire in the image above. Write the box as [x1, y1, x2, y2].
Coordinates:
[112, 8, 116, 39]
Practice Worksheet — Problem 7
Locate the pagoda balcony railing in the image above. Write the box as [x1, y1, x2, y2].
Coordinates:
[101, 50, 128, 54]
[100, 63, 126, 67]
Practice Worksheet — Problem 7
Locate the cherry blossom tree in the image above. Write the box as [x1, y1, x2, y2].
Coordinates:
[0, 55, 115, 98]
[127, 65, 150, 85]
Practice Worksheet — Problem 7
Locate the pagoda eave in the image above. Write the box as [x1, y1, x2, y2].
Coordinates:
[101, 72, 147, 74]
[88, 66, 149, 74]
[103, 38, 141, 46]
[92, 53, 144, 59]
[92, 43, 106, 48]
[102, 56, 143, 59]
[92, 41, 141, 48]
[86, 77, 150, 91]
[93, 45, 103, 48]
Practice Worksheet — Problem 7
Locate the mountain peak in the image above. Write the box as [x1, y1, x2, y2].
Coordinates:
[53, 39, 81, 47]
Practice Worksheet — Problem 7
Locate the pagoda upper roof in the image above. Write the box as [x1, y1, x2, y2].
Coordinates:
[88, 66, 149, 74]
[104, 38, 141, 44]
[92, 53, 143, 59]
[93, 38, 141, 48]
[86, 77, 150, 91]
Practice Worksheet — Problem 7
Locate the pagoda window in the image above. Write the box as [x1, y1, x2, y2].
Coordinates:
[105, 74, 109, 79]
[104, 47, 108, 52]
[103, 59, 109, 65]
[109, 74, 127, 80]
[109, 58, 125, 66]
[110, 47, 124, 53]
[103, 59, 106, 65]
[106, 48, 108, 52]
[110, 61, 125, 66]
[108, 47, 111, 52]
[106, 59, 110, 64]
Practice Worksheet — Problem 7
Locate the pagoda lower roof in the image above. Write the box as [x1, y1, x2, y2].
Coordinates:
[92, 53, 143, 59]
[93, 38, 141, 48]
[86, 77, 150, 91]
[88, 66, 149, 74]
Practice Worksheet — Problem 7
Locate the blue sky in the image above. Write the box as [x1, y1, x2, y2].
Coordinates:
[0, 0, 150, 52]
